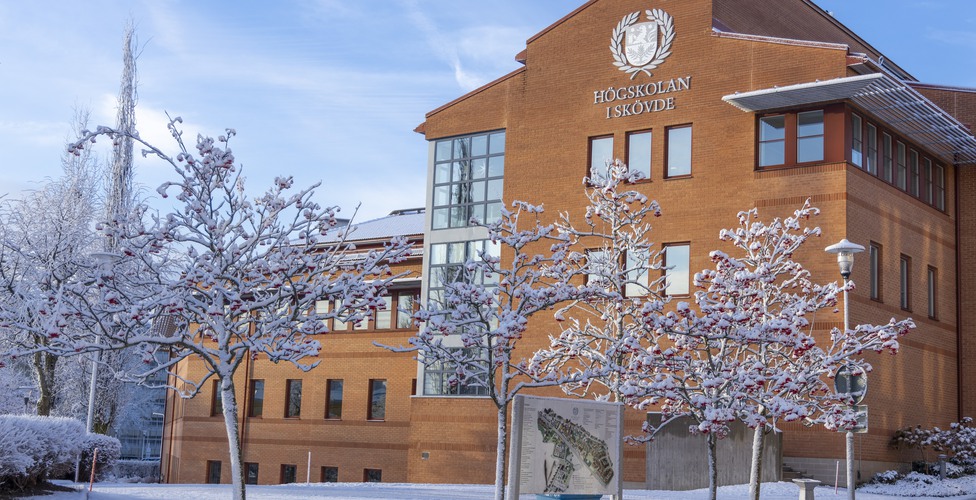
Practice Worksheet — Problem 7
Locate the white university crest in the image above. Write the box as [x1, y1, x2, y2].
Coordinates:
[611, 9, 675, 79]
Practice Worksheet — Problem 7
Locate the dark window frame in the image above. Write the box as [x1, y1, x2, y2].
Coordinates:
[665, 124, 693, 178]
[284, 379, 302, 418]
[588, 135, 615, 180]
[625, 129, 653, 182]
[325, 379, 343, 420]
[210, 379, 222, 417]
[248, 379, 264, 418]
[321, 466, 339, 483]
[367, 379, 387, 421]
[663, 242, 691, 297]
[206, 460, 222, 484]
[928, 266, 938, 320]
[364, 468, 382, 483]
[280, 464, 298, 484]
[869, 242, 882, 302]
[900, 255, 912, 311]
[244, 462, 259, 485]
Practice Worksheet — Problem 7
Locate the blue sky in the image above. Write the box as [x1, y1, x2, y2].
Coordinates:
[1, 1, 974, 222]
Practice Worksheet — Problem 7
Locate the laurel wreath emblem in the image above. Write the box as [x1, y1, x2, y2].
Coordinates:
[610, 9, 675, 79]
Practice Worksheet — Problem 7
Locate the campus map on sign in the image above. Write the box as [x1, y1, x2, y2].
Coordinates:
[512, 395, 622, 495]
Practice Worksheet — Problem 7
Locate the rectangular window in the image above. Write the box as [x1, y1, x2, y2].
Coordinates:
[245, 463, 259, 485]
[666, 125, 692, 177]
[431, 131, 505, 230]
[896, 142, 907, 190]
[869, 243, 882, 301]
[368, 379, 387, 421]
[396, 291, 417, 329]
[427, 240, 500, 306]
[865, 123, 877, 174]
[326, 379, 343, 419]
[375, 295, 393, 330]
[248, 380, 264, 418]
[796, 110, 824, 163]
[923, 158, 933, 204]
[664, 244, 690, 296]
[909, 150, 920, 197]
[626, 130, 652, 180]
[280, 464, 297, 484]
[589, 135, 614, 179]
[423, 348, 488, 396]
[207, 460, 222, 484]
[882, 133, 893, 182]
[900, 255, 911, 311]
[758, 115, 786, 167]
[210, 379, 222, 417]
[364, 469, 382, 483]
[851, 114, 862, 167]
[624, 247, 651, 297]
[928, 266, 938, 320]
[285, 379, 302, 418]
[321, 466, 338, 483]
[936, 165, 946, 210]
[586, 249, 612, 287]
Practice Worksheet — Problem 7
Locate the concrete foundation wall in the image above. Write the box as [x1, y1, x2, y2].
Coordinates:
[645, 414, 781, 490]
[783, 456, 910, 488]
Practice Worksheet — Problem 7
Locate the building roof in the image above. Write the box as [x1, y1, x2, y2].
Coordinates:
[321, 209, 425, 244]
[722, 73, 976, 165]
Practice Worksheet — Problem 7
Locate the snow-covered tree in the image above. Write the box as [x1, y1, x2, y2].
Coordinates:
[531, 160, 666, 402]
[380, 202, 582, 500]
[16, 117, 412, 500]
[624, 201, 914, 500]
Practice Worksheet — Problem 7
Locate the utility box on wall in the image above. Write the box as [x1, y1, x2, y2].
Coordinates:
[645, 414, 781, 490]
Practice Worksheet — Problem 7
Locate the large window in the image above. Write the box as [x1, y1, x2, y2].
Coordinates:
[325, 379, 343, 420]
[248, 380, 264, 418]
[423, 348, 488, 396]
[313, 290, 419, 332]
[869, 243, 882, 301]
[928, 266, 938, 320]
[207, 461, 222, 484]
[432, 131, 505, 230]
[589, 135, 614, 179]
[664, 244, 690, 296]
[851, 114, 863, 167]
[285, 379, 302, 418]
[666, 125, 692, 177]
[427, 240, 500, 305]
[796, 110, 824, 163]
[280, 464, 297, 484]
[368, 379, 387, 421]
[627, 131, 652, 180]
[759, 116, 786, 167]
[900, 255, 912, 311]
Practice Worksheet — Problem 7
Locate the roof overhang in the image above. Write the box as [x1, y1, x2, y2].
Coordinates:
[723, 73, 976, 165]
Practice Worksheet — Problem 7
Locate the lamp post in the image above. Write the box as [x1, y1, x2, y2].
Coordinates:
[75, 251, 121, 482]
[825, 238, 864, 500]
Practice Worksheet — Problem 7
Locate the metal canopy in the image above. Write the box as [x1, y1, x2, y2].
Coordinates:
[723, 73, 976, 165]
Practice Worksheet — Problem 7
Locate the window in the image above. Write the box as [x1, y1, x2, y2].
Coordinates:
[423, 348, 488, 396]
[936, 165, 946, 210]
[364, 469, 382, 483]
[586, 249, 612, 287]
[882, 133, 893, 182]
[758, 115, 786, 167]
[396, 291, 417, 329]
[928, 266, 938, 320]
[248, 380, 264, 418]
[666, 125, 692, 177]
[909, 150, 920, 197]
[589, 136, 614, 179]
[664, 244, 690, 296]
[210, 380, 222, 417]
[627, 131, 652, 180]
[321, 466, 338, 483]
[625, 247, 651, 297]
[368, 379, 387, 420]
[245, 463, 259, 485]
[851, 114, 862, 167]
[900, 255, 911, 311]
[432, 131, 505, 229]
[427, 240, 500, 305]
[796, 111, 824, 163]
[865, 123, 877, 174]
[280, 464, 297, 484]
[285, 379, 302, 418]
[896, 142, 907, 190]
[207, 460, 222, 484]
[923, 158, 933, 204]
[869, 243, 882, 301]
[325, 379, 343, 419]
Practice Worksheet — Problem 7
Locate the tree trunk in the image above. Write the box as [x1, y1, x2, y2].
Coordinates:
[494, 403, 508, 500]
[707, 433, 718, 500]
[749, 425, 765, 500]
[220, 376, 246, 500]
[33, 350, 57, 415]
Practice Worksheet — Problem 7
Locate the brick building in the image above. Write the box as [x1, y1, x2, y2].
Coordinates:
[161, 0, 976, 489]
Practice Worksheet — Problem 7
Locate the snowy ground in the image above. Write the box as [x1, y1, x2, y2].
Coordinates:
[21, 479, 976, 500]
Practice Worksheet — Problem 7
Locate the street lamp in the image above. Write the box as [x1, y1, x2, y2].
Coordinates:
[825, 238, 864, 500]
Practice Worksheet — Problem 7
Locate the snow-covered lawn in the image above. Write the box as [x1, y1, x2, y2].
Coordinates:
[22, 479, 976, 500]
